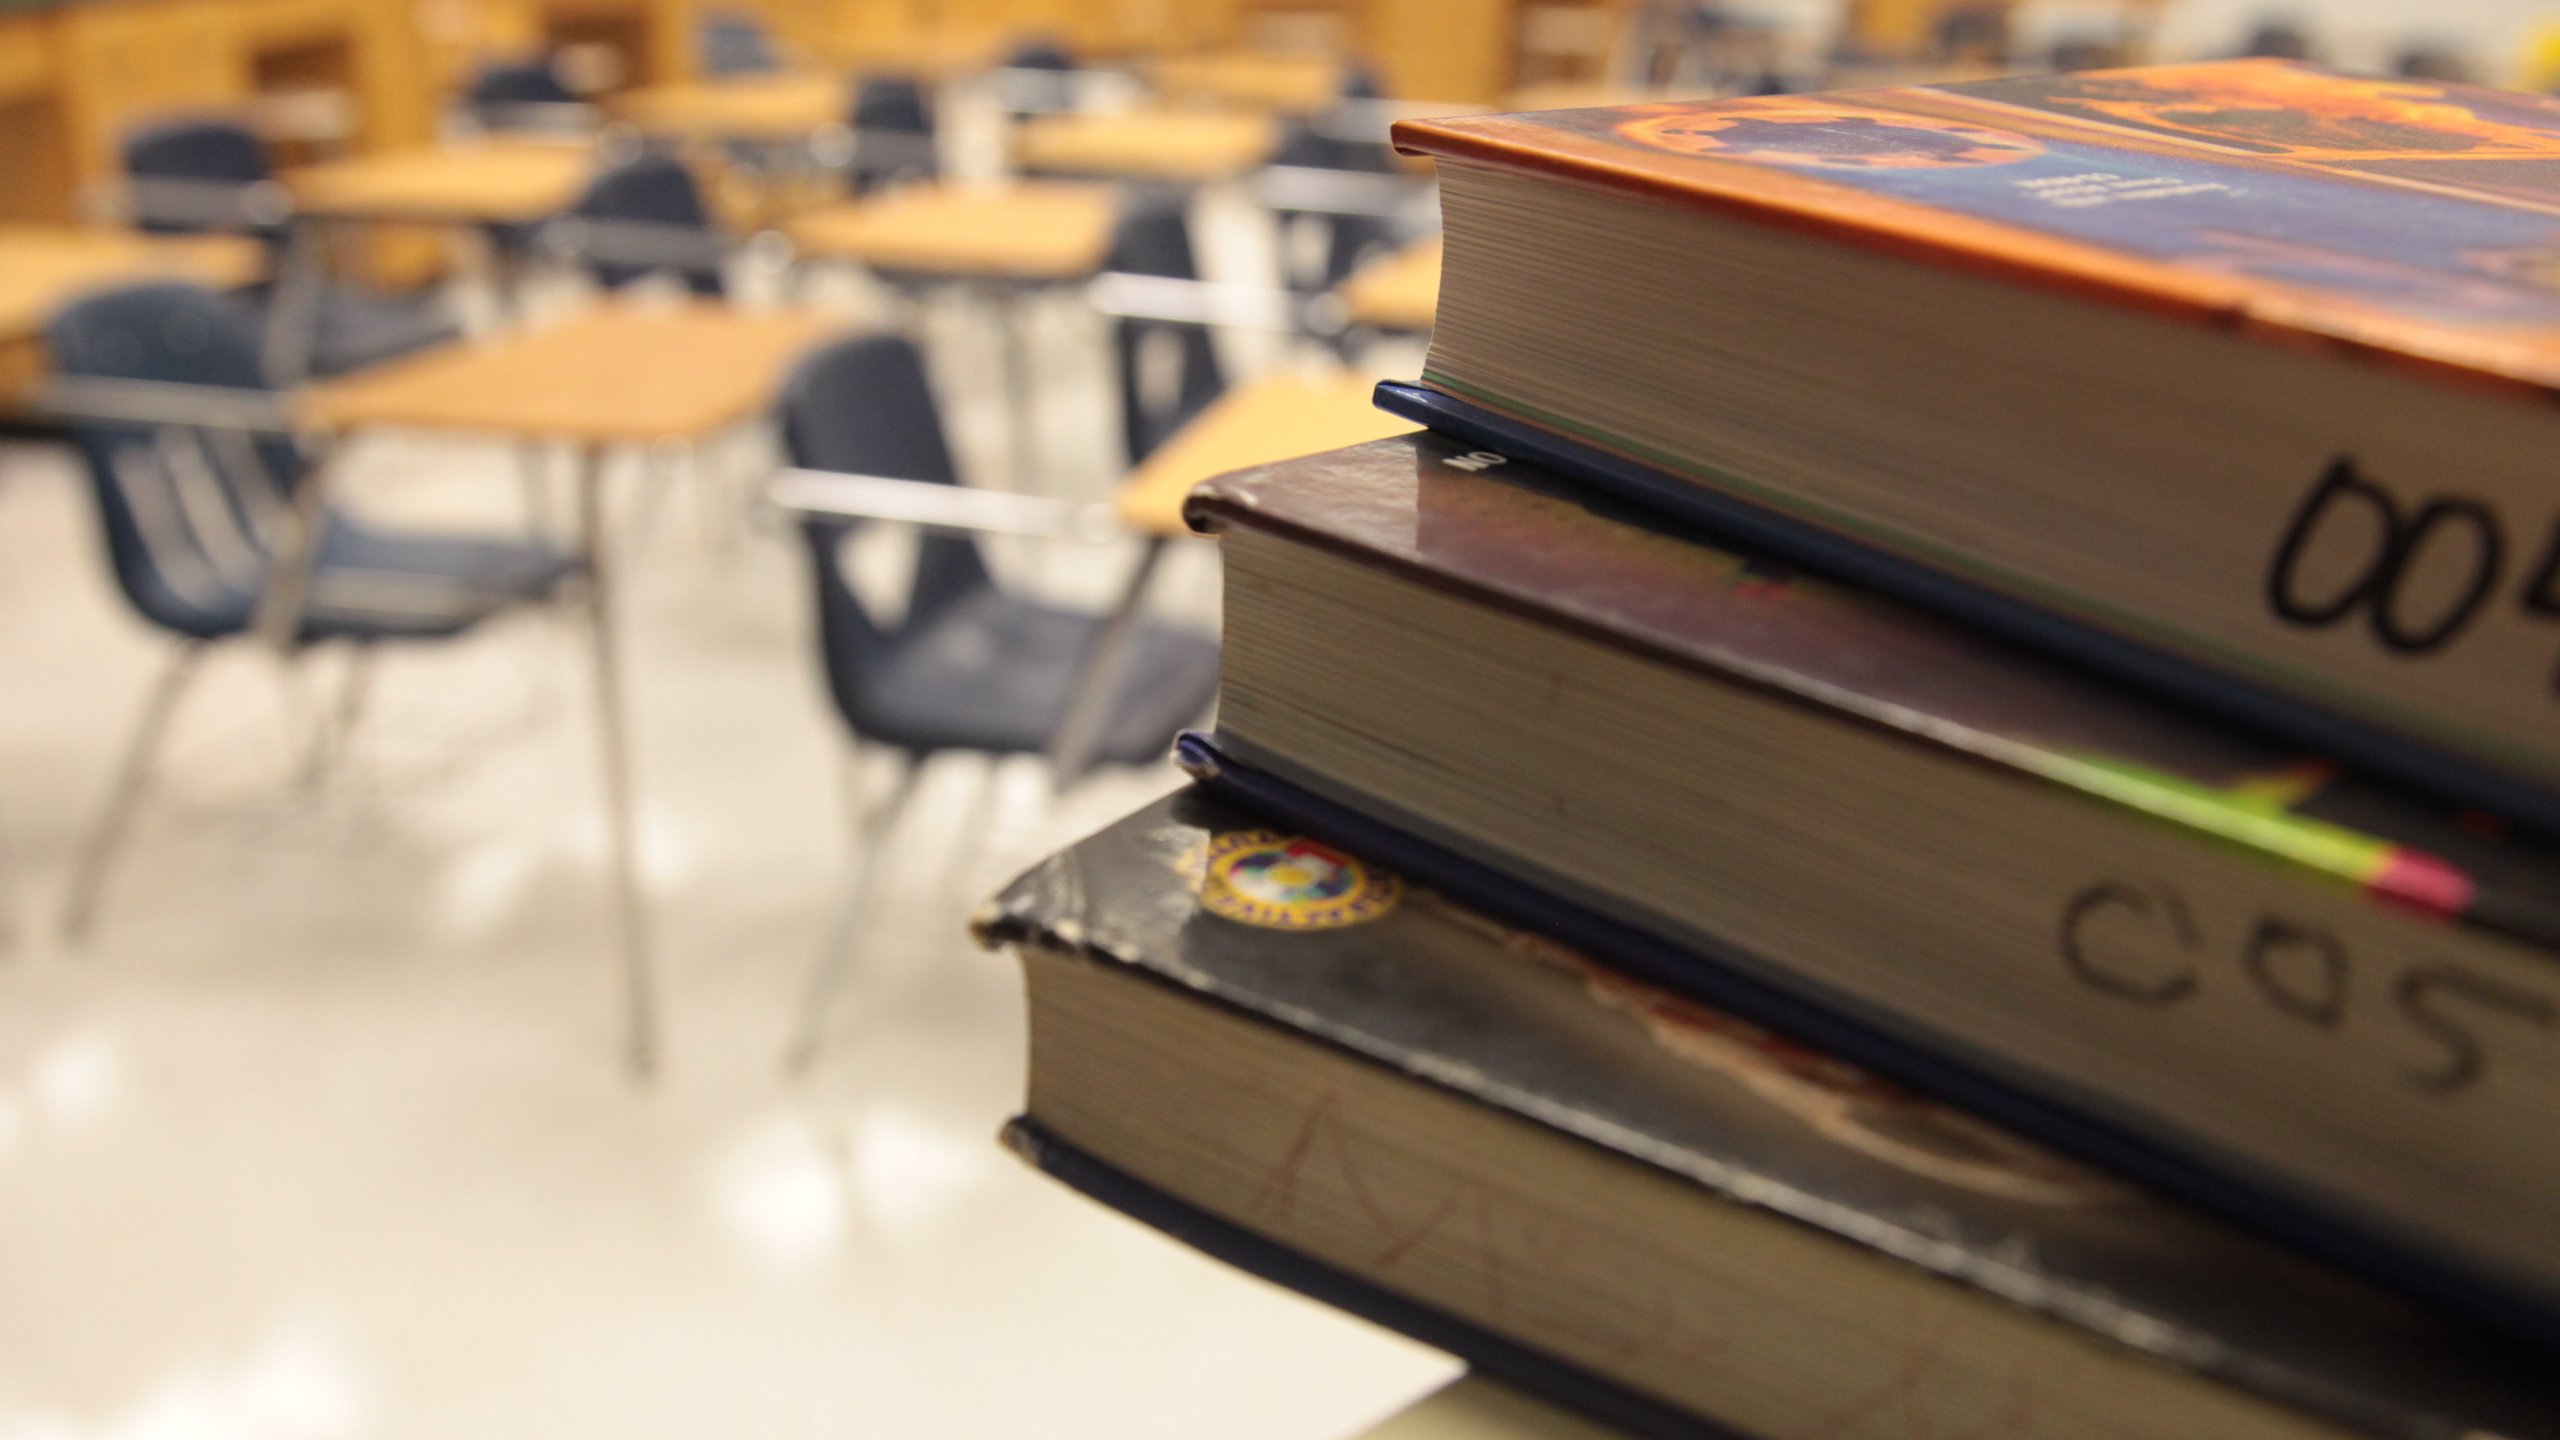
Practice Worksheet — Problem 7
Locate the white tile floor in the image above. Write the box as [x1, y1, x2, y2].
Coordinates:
[0, 265, 1452, 1436]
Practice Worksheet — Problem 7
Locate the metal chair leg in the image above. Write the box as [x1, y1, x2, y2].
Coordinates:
[0, 804, 19, 955]
[939, 754, 1004, 910]
[623, 442, 683, 550]
[781, 747, 923, 1077]
[296, 642, 376, 792]
[516, 444, 553, 538]
[576, 446, 661, 1084]
[62, 643, 209, 945]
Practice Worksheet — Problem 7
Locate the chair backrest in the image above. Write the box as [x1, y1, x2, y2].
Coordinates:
[853, 74, 933, 133]
[1285, 208, 1394, 296]
[121, 118, 278, 240]
[47, 283, 292, 639]
[461, 56, 587, 134]
[1273, 116, 1395, 176]
[1931, 3, 2008, 62]
[2393, 44, 2473, 82]
[124, 117, 272, 186]
[568, 152, 724, 296]
[1005, 38, 1076, 71]
[1107, 200, 1224, 466]
[466, 56, 578, 107]
[998, 37, 1079, 116]
[2239, 21, 2314, 60]
[698, 11, 779, 75]
[1268, 118, 1398, 295]
[845, 76, 938, 194]
[782, 334, 997, 717]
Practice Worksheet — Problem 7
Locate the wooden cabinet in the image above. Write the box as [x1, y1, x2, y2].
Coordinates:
[0, 0, 438, 227]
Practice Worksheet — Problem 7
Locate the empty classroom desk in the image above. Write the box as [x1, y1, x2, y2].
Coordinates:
[1013, 111, 1279, 186]
[787, 182, 1117, 282]
[610, 73, 849, 143]
[284, 139, 596, 228]
[282, 138, 601, 321]
[1152, 52, 1345, 113]
[297, 301, 847, 1079]
[788, 181, 1118, 489]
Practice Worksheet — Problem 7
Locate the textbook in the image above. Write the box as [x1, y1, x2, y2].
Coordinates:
[978, 789, 2560, 1440]
[1179, 430, 2560, 1349]
[1387, 60, 2560, 830]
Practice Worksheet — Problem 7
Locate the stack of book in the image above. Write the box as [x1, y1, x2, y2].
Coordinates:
[976, 59, 2560, 1439]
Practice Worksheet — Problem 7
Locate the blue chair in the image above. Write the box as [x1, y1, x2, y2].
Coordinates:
[1107, 199, 1226, 466]
[841, 75, 938, 195]
[998, 37, 1081, 118]
[2239, 21, 2315, 60]
[775, 332, 1218, 1068]
[460, 56, 589, 133]
[120, 118, 461, 381]
[45, 282, 578, 937]
[699, 11, 781, 75]
[1268, 118, 1399, 297]
[2393, 43, 2474, 83]
[560, 153, 727, 297]
[122, 120, 283, 240]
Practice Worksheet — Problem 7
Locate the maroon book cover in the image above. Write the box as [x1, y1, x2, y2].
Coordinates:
[1185, 431, 2560, 951]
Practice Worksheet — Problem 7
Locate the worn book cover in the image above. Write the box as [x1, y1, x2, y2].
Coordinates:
[979, 788, 2559, 1440]
[1396, 60, 2560, 393]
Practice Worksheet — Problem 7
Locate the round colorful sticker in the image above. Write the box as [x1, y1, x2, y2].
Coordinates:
[1193, 830, 1402, 930]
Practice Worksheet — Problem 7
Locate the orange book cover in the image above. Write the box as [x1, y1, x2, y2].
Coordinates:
[1396, 60, 2560, 397]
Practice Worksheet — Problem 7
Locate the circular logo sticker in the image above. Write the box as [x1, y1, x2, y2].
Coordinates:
[1616, 104, 2044, 171]
[1193, 830, 1402, 931]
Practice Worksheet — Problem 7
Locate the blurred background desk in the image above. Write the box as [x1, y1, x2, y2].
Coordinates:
[789, 181, 1118, 489]
[1114, 370, 1415, 537]
[1014, 110, 1280, 186]
[786, 181, 1116, 283]
[300, 299, 846, 1079]
[284, 137, 595, 229]
[1152, 51, 1348, 113]
[609, 71, 847, 142]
